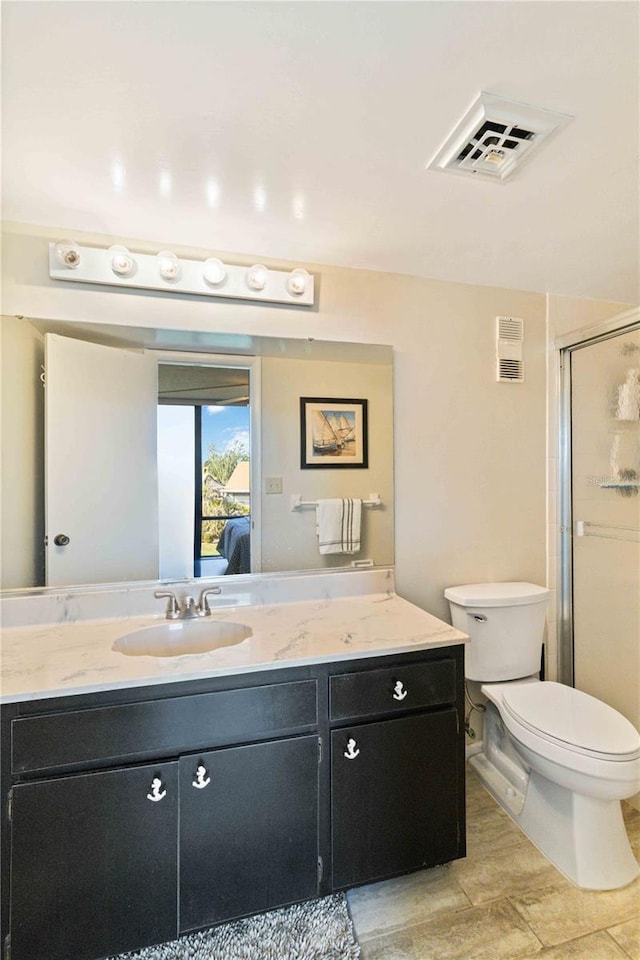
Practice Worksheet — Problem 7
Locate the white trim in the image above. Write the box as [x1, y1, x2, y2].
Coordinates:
[555, 307, 639, 350]
[147, 349, 261, 575]
[250, 358, 262, 573]
[147, 349, 257, 369]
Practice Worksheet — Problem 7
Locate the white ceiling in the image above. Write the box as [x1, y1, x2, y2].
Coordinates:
[2, 1, 639, 302]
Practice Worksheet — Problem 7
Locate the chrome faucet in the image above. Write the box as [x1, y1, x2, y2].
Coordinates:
[180, 596, 199, 619]
[154, 591, 180, 619]
[197, 586, 222, 617]
[155, 587, 222, 619]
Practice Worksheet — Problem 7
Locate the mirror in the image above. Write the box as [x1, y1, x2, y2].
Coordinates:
[1, 316, 394, 591]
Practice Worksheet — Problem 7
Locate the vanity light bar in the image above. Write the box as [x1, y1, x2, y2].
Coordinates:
[48, 242, 315, 306]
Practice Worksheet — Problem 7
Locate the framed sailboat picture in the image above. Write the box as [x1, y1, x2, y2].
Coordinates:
[300, 397, 368, 469]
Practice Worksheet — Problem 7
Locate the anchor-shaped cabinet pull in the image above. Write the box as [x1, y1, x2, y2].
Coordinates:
[393, 680, 408, 701]
[344, 738, 360, 760]
[192, 764, 211, 790]
[147, 777, 167, 802]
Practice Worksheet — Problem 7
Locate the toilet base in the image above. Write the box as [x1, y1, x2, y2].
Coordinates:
[469, 752, 640, 890]
[470, 750, 525, 818]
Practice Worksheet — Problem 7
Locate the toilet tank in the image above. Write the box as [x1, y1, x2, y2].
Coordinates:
[444, 582, 550, 682]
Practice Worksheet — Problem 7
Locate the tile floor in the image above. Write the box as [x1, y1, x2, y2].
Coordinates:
[347, 769, 640, 960]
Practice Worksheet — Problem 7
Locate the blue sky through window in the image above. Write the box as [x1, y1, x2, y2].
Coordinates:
[202, 405, 250, 458]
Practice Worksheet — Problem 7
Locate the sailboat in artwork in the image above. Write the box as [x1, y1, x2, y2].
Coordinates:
[336, 414, 355, 445]
[312, 410, 342, 453]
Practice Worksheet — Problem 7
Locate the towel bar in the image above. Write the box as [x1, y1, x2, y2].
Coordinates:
[291, 493, 382, 511]
[575, 519, 639, 543]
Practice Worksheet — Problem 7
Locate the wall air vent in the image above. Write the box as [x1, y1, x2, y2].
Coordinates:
[427, 93, 573, 183]
[496, 316, 524, 382]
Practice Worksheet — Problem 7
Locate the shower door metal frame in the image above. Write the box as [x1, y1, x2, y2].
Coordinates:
[557, 307, 640, 686]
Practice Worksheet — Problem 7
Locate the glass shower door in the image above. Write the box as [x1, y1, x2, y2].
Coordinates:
[570, 328, 640, 729]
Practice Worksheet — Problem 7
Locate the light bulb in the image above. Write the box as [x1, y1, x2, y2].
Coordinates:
[109, 245, 135, 277]
[110, 161, 126, 192]
[287, 268, 310, 296]
[54, 238, 81, 269]
[206, 179, 220, 208]
[157, 250, 181, 282]
[159, 170, 172, 198]
[253, 185, 267, 212]
[247, 264, 268, 291]
[203, 257, 227, 286]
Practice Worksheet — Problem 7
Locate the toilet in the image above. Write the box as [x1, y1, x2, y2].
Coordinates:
[445, 581, 640, 890]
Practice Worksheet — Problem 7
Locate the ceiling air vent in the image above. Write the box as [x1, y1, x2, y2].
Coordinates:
[496, 316, 524, 382]
[427, 93, 573, 183]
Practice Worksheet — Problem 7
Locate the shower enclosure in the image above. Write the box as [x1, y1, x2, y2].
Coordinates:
[559, 311, 640, 731]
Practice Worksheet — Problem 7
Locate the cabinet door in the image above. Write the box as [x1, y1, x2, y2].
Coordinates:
[331, 710, 460, 889]
[10, 762, 178, 960]
[180, 735, 319, 932]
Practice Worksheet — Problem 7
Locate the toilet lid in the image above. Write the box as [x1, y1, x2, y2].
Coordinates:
[444, 582, 550, 607]
[502, 682, 640, 760]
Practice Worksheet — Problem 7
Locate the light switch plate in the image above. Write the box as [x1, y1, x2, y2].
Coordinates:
[265, 477, 283, 494]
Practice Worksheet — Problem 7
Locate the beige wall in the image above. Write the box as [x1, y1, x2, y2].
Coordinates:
[391, 279, 548, 619]
[261, 356, 393, 572]
[2, 222, 549, 619]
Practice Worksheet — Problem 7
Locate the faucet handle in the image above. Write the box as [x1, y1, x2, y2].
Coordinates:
[197, 585, 222, 617]
[154, 590, 180, 619]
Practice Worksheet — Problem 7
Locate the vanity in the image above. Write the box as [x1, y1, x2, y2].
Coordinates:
[0, 572, 467, 960]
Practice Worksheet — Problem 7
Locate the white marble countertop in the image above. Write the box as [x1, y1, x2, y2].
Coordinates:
[0, 592, 467, 704]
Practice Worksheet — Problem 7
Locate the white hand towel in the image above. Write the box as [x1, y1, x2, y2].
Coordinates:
[316, 498, 362, 555]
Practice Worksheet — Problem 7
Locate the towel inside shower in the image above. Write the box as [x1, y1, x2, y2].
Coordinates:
[316, 498, 362, 554]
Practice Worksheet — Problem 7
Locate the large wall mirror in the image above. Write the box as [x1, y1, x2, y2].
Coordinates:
[1, 316, 394, 592]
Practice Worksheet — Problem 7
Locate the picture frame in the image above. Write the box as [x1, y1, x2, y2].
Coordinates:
[300, 397, 368, 469]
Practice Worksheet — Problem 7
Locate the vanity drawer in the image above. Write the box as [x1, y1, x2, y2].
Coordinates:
[329, 659, 456, 722]
[12, 679, 318, 774]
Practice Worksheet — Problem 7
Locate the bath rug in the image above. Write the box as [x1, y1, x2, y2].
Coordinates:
[110, 894, 361, 960]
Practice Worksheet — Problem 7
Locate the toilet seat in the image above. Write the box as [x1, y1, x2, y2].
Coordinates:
[502, 681, 640, 763]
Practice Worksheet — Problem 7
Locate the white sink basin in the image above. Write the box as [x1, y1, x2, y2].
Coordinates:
[112, 619, 253, 657]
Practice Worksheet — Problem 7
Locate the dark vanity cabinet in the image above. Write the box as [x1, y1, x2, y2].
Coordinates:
[178, 736, 320, 932]
[329, 660, 462, 888]
[1, 646, 465, 960]
[10, 762, 179, 960]
[3, 678, 320, 960]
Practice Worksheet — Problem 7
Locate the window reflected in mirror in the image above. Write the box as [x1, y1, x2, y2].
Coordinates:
[157, 364, 252, 580]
